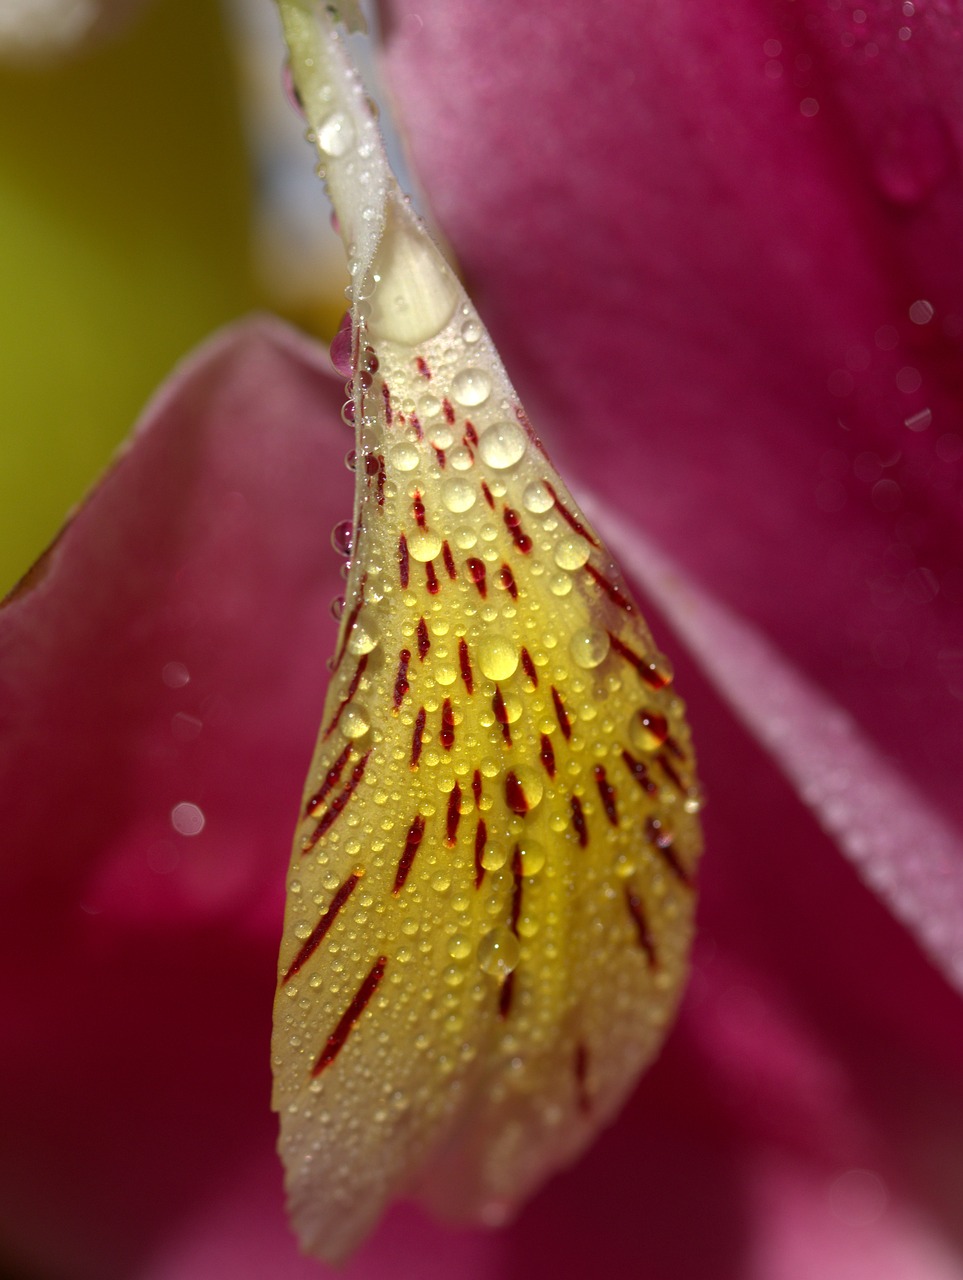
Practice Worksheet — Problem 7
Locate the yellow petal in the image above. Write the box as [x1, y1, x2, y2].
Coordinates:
[272, 3, 703, 1262]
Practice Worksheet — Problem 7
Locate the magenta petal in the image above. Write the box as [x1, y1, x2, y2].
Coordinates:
[0, 318, 354, 1277]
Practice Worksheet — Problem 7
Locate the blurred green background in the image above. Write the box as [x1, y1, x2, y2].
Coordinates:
[0, 0, 258, 595]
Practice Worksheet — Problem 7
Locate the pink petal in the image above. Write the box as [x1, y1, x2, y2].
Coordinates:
[381, 0, 963, 966]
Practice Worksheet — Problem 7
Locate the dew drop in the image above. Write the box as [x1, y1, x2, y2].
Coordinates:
[517, 836, 546, 875]
[478, 421, 526, 470]
[629, 708, 669, 753]
[347, 620, 379, 656]
[461, 319, 482, 344]
[330, 596, 345, 620]
[389, 442, 419, 473]
[341, 705, 370, 739]
[442, 477, 477, 513]
[331, 520, 354, 557]
[478, 926, 520, 978]
[523, 480, 555, 514]
[448, 446, 474, 471]
[548, 573, 573, 597]
[481, 842, 510, 871]
[419, 394, 441, 419]
[478, 636, 519, 681]
[570, 628, 610, 669]
[317, 111, 355, 157]
[451, 368, 491, 407]
[448, 934, 472, 960]
[554, 536, 591, 570]
[407, 529, 443, 562]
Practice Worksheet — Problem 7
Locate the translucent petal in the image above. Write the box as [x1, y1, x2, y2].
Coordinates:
[271, 3, 703, 1262]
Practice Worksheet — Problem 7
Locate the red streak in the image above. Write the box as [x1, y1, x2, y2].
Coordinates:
[323, 654, 368, 739]
[440, 698, 455, 750]
[416, 356, 431, 379]
[442, 397, 455, 423]
[481, 480, 495, 509]
[543, 480, 600, 548]
[417, 617, 430, 660]
[608, 631, 673, 688]
[509, 845, 524, 933]
[584, 563, 634, 612]
[497, 564, 518, 598]
[304, 750, 372, 851]
[498, 971, 515, 1018]
[394, 815, 426, 893]
[283, 873, 360, 983]
[467, 558, 487, 596]
[411, 414, 424, 439]
[467, 819, 485, 889]
[505, 771, 529, 815]
[552, 686, 572, 739]
[540, 734, 556, 778]
[312, 954, 387, 1075]
[472, 768, 483, 808]
[646, 816, 692, 886]
[445, 783, 462, 847]
[413, 491, 426, 527]
[381, 383, 392, 424]
[442, 540, 457, 579]
[493, 686, 512, 745]
[621, 748, 657, 796]
[657, 752, 685, 792]
[392, 648, 411, 710]
[625, 887, 657, 966]
[410, 708, 426, 769]
[464, 421, 478, 447]
[398, 534, 409, 589]
[433, 444, 447, 468]
[333, 575, 366, 671]
[570, 795, 588, 847]
[305, 741, 352, 816]
[520, 646, 537, 684]
[593, 764, 619, 825]
[503, 506, 533, 553]
[459, 638, 474, 694]
[425, 561, 440, 595]
[376, 454, 386, 506]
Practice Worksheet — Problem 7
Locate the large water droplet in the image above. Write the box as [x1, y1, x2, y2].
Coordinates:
[478, 926, 520, 977]
[554, 536, 590, 570]
[629, 708, 669, 753]
[341, 705, 370, 739]
[442, 477, 477, 513]
[570, 628, 610, 669]
[451, 368, 491, 407]
[478, 421, 526, 470]
[331, 521, 354, 557]
[523, 480, 555, 514]
[317, 111, 356, 158]
[347, 620, 379, 656]
[407, 529, 443, 562]
[478, 636, 518, 681]
[388, 442, 419, 473]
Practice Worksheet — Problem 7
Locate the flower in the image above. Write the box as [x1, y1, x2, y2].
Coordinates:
[2, 3, 963, 1279]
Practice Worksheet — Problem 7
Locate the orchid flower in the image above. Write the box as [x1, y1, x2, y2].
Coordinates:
[2, 2, 963, 1279]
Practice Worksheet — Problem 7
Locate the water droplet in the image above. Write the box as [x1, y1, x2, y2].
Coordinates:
[341, 705, 370, 739]
[645, 653, 675, 688]
[329, 312, 353, 377]
[523, 480, 555, 514]
[282, 61, 305, 118]
[517, 836, 546, 875]
[629, 708, 669, 752]
[451, 368, 491, 407]
[554, 536, 591, 570]
[442, 477, 477, 513]
[407, 529, 443, 562]
[317, 111, 355, 158]
[344, 448, 357, 471]
[478, 421, 526, 470]
[419, 394, 441, 419]
[161, 661, 190, 688]
[331, 520, 354, 557]
[570, 629, 610, 669]
[461, 319, 481, 344]
[448, 934, 472, 960]
[347, 620, 379, 655]
[388, 442, 419, 473]
[171, 801, 205, 836]
[478, 926, 520, 978]
[478, 636, 518, 680]
[548, 573, 573, 597]
[481, 842, 510, 871]
[330, 596, 345, 620]
[448, 446, 473, 471]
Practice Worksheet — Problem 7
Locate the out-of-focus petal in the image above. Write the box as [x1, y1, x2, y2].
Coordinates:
[0, 0, 150, 61]
[0, 318, 350, 1278]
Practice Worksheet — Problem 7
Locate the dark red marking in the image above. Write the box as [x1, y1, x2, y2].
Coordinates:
[417, 616, 430, 660]
[364, 452, 380, 478]
[498, 971, 515, 1018]
[459, 638, 474, 694]
[332, 575, 366, 671]
[497, 563, 518, 598]
[593, 764, 619, 826]
[621, 748, 657, 796]
[510, 845, 524, 932]
[305, 741, 353, 816]
[312, 954, 387, 1076]
[442, 397, 455, 423]
[543, 480, 601, 548]
[665, 734, 687, 762]
[442, 540, 457, 579]
[410, 707, 427, 769]
[474, 818, 488, 887]
[398, 534, 410, 589]
[646, 817, 692, 886]
[425, 560, 440, 595]
[393, 648, 411, 710]
[570, 795, 588, 847]
[584, 562, 634, 612]
[625, 887, 657, 966]
[323, 654, 369, 739]
[505, 770, 529, 815]
[411, 414, 424, 439]
[607, 631, 670, 686]
[394, 815, 426, 893]
[433, 445, 447, 469]
[381, 382, 392, 424]
[304, 750, 372, 851]
[283, 873, 360, 983]
[520, 646, 537, 684]
[472, 768, 482, 808]
[376, 454, 386, 506]
[493, 686, 512, 746]
[416, 356, 431, 379]
[552, 686, 572, 739]
[445, 783, 462, 847]
[503, 506, 533, 553]
[575, 1042, 591, 1114]
[464, 422, 478, 447]
[636, 710, 669, 748]
[481, 480, 495, 509]
[413, 491, 427, 528]
[539, 734, 556, 778]
[657, 752, 686, 792]
[440, 698, 455, 750]
[467, 558, 487, 596]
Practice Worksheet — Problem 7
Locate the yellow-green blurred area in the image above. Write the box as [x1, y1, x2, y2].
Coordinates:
[0, 0, 258, 594]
